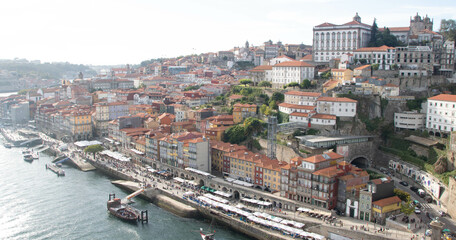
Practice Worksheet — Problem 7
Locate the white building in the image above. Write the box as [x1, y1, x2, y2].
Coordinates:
[174, 109, 187, 122]
[353, 45, 396, 70]
[426, 94, 456, 136]
[316, 97, 357, 117]
[11, 101, 30, 125]
[270, 61, 315, 89]
[284, 90, 321, 105]
[278, 103, 316, 114]
[289, 112, 310, 123]
[310, 114, 336, 126]
[394, 111, 426, 130]
[313, 13, 371, 63]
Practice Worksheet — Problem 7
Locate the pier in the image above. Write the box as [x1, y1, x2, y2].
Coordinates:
[45, 163, 65, 176]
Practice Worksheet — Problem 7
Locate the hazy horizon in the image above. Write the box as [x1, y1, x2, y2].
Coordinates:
[1, 0, 455, 65]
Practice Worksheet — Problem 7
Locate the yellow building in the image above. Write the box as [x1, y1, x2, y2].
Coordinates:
[372, 196, 401, 222]
[210, 140, 246, 173]
[331, 69, 353, 82]
[135, 136, 146, 153]
[261, 162, 281, 192]
[69, 109, 93, 141]
[233, 103, 257, 124]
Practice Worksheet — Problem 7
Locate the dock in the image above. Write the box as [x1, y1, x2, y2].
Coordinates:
[69, 155, 96, 172]
[45, 163, 65, 176]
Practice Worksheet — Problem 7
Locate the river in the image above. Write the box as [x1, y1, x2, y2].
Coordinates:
[0, 140, 250, 240]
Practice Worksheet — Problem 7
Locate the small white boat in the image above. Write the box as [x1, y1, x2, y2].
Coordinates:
[200, 228, 215, 240]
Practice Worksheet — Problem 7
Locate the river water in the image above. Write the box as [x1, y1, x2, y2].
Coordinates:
[0, 140, 250, 240]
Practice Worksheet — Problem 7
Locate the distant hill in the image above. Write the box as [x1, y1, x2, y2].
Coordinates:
[0, 60, 97, 79]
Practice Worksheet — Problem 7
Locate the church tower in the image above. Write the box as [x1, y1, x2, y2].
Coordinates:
[353, 12, 361, 23]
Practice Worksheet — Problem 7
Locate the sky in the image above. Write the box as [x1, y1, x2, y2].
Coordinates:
[1, 0, 455, 65]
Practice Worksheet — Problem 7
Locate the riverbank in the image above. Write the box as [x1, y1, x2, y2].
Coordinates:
[86, 157, 297, 240]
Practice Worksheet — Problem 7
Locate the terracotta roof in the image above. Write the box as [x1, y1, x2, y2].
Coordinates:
[315, 22, 336, 27]
[285, 91, 321, 97]
[300, 55, 313, 61]
[342, 20, 371, 28]
[428, 94, 456, 102]
[372, 196, 401, 208]
[313, 165, 343, 178]
[379, 27, 410, 32]
[229, 94, 243, 100]
[384, 83, 399, 87]
[290, 112, 309, 117]
[317, 97, 357, 103]
[354, 65, 371, 70]
[233, 103, 256, 108]
[278, 103, 316, 110]
[354, 45, 395, 52]
[311, 114, 336, 120]
[303, 151, 343, 164]
[274, 61, 314, 67]
[249, 65, 273, 72]
[275, 55, 295, 61]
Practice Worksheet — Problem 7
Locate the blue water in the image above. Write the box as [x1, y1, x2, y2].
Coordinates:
[0, 141, 251, 240]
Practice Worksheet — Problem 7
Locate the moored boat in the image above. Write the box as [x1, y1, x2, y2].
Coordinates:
[107, 197, 139, 223]
[4, 143, 12, 148]
[200, 229, 215, 240]
[24, 154, 33, 162]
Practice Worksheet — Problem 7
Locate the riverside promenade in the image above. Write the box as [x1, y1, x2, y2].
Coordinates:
[78, 148, 424, 240]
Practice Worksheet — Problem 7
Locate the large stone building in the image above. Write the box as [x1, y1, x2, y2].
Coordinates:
[394, 111, 426, 131]
[313, 13, 372, 63]
[270, 61, 315, 89]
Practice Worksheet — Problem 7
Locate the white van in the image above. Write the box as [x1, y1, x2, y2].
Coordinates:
[417, 189, 426, 197]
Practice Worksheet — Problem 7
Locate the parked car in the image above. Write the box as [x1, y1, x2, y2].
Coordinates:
[410, 186, 418, 192]
[415, 208, 421, 214]
[438, 211, 447, 217]
[425, 196, 433, 203]
[399, 181, 409, 186]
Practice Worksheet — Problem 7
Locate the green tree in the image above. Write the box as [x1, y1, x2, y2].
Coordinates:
[244, 117, 264, 136]
[259, 104, 268, 115]
[239, 79, 252, 86]
[300, 79, 311, 89]
[271, 92, 284, 102]
[372, 64, 380, 70]
[440, 19, 456, 41]
[223, 125, 247, 144]
[264, 107, 272, 116]
[17, 89, 29, 95]
[368, 19, 379, 47]
[258, 81, 272, 88]
[287, 82, 300, 88]
[269, 100, 278, 110]
[321, 71, 331, 79]
[394, 188, 410, 202]
[184, 85, 201, 91]
[401, 200, 415, 216]
[84, 144, 104, 158]
[138, 83, 146, 89]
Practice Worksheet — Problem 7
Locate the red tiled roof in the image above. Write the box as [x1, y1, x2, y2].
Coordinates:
[379, 27, 410, 32]
[249, 65, 273, 72]
[372, 196, 401, 207]
[300, 55, 313, 61]
[354, 45, 395, 52]
[311, 114, 336, 120]
[354, 65, 371, 70]
[278, 103, 316, 110]
[315, 22, 336, 27]
[428, 94, 456, 102]
[317, 97, 357, 103]
[285, 91, 321, 97]
[290, 112, 309, 117]
[274, 61, 314, 67]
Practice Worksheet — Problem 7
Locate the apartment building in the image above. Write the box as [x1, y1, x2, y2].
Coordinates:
[426, 94, 456, 136]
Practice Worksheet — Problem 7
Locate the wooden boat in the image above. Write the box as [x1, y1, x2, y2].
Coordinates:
[200, 229, 215, 240]
[107, 197, 138, 223]
[24, 154, 33, 162]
